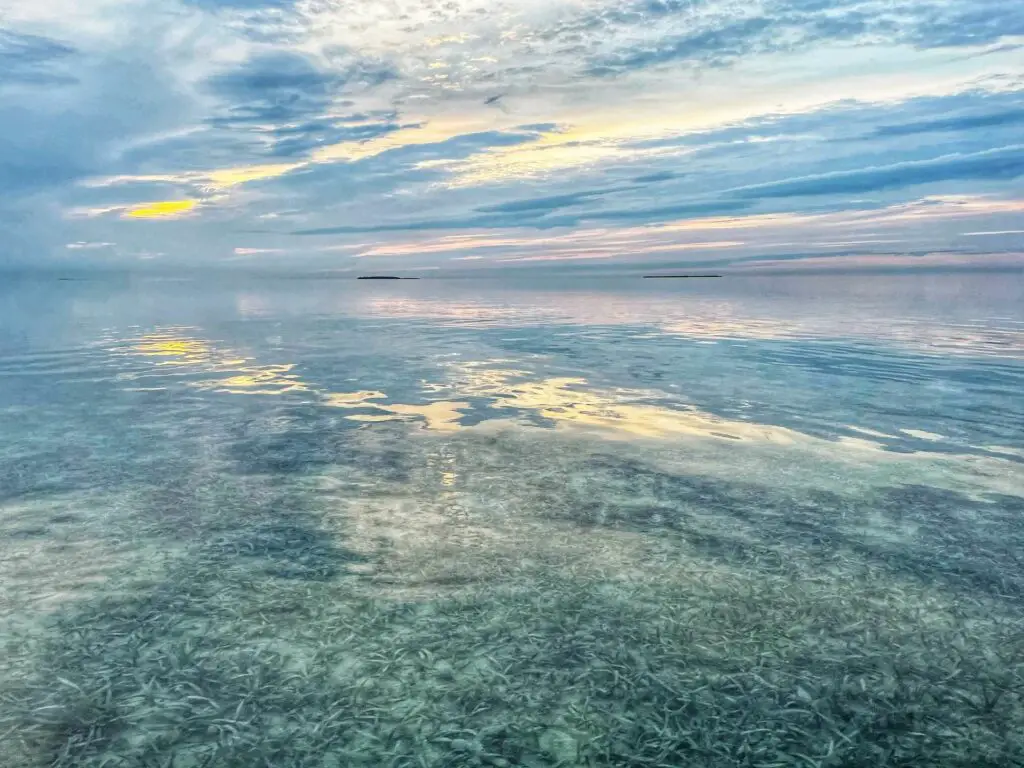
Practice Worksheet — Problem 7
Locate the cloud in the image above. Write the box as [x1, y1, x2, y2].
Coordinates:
[4, 0, 1023, 270]
[961, 229, 1024, 236]
[728, 145, 1024, 199]
[633, 171, 678, 183]
[0, 7, 214, 264]
[182, 0, 297, 8]
[205, 51, 341, 112]
[264, 116, 411, 158]
[588, 17, 780, 75]
[871, 108, 1024, 137]
[124, 200, 198, 218]
[908, 1, 1024, 48]
[292, 198, 754, 235]
[0, 29, 76, 85]
[204, 50, 394, 124]
[584, 0, 1024, 77]
[233, 247, 285, 255]
[65, 241, 114, 250]
[474, 190, 610, 214]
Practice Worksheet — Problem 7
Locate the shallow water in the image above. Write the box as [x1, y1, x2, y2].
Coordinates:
[1, 271, 1023, 767]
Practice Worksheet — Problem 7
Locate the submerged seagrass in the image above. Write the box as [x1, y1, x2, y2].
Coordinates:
[1, 272, 1022, 767]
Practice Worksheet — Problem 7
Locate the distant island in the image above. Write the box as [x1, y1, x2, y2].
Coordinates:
[642, 274, 723, 279]
[357, 276, 420, 280]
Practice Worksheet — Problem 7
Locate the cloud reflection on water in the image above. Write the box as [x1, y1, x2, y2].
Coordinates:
[364, 286, 1024, 359]
[120, 329, 311, 395]
[104, 316, 1022, 472]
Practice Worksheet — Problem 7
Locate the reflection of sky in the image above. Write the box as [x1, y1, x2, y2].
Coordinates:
[357, 274, 1024, 359]
[115, 330, 310, 395]
[2, 271, 1023, 617]
[87, 270, 1023, 469]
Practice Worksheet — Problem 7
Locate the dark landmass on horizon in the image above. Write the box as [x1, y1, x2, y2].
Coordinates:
[642, 274, 723, 279]
[357, 276, 421, 280]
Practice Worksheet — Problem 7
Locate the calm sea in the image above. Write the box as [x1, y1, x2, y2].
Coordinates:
[2, 270, 1022, 766]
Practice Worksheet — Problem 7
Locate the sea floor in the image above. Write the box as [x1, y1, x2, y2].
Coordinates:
[1, 272, 1022, 767]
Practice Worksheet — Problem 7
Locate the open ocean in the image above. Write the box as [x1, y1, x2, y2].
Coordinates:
[2, 270, 1023, 767]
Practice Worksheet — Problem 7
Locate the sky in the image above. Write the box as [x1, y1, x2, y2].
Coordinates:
[1, 0, 1023, 273]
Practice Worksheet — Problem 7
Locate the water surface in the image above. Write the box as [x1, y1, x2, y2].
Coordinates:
[2, 271, 1023, 767]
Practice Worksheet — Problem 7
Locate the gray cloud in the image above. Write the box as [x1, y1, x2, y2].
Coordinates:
[192, 51, 401, 158]
[907, 1, 1024, 48]
[209, 87, 1024, 253]
[0, 10, 216, 265]
[588, 17, 778, 75]
[292, 198, 752, 235]
[4, 0, 1022, 269]
[871, 108, 1024, 138]
[472, 176, 688, 215]
[632, 171, 679, 183]
[267, 119, 411, 158]
[729, 145, 1024, 199]
[0, 29, 77, 86]
[205, 51, 393, 123]
[0, 46, 194, 197]
[475, 190, 609, 214]
[585, 0, 1024, 76]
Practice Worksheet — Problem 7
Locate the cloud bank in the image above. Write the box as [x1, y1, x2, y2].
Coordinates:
[0, 0, 1021, 271]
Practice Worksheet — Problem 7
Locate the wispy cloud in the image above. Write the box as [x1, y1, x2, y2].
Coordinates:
[728, 145, 1024, 199]
[961, 229, 1024, 236]
[2, 0, 1022, 270]
[0, 29, 76, 86]
[65, 241, 114, 250]
[871, 108, 1024, 137]
[584, 0, 1024, 77]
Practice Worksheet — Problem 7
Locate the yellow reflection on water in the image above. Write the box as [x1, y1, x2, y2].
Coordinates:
[196, 364, 309, 396]
[323, 389, 470, 431]
[323, 391, 388, 407]
[450, 365, 813, 444]
[120, 330, 310, 396]
[131, 336, 214, 364]
[118, 332, 1008, 464]
[346, 401, 471, 432]
[426, 444, 460, 491]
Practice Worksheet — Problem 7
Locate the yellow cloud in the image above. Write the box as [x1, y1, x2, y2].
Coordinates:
[124, 200, 197, 219]
[204, 164, 302, 190]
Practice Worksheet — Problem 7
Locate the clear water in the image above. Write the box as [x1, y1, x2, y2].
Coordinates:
[2, 271, 1023, 766]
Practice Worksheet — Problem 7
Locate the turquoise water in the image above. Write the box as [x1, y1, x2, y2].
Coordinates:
[1, 271, 1023, 766]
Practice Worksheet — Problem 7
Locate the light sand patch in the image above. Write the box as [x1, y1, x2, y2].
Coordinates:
[327, 486, 722, 602]
[983, 445, 1024, 459]
[0, 496, 180, 620]
[846, 425, 899, 439]
[901, 428, 945, 441]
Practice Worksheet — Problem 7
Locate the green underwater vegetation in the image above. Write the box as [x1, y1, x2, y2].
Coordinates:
[2, 274, 1023, 767]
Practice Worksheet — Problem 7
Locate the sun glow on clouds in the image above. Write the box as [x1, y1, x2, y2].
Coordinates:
[124, 200, 198, 219]
[7, 0, 1024, 267]
[334, 196, 1023, 266]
